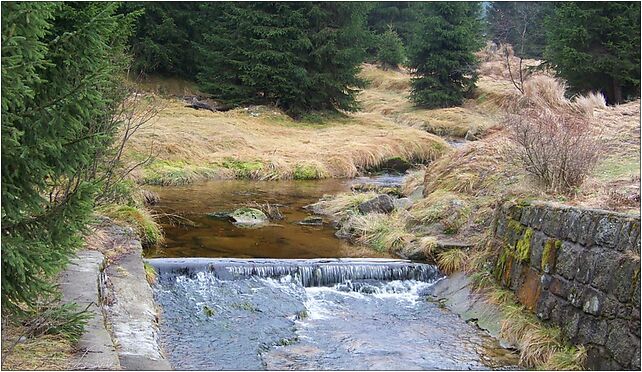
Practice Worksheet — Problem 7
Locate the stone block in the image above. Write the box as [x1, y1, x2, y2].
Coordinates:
[568, 282, 585, 308]
[516, 267, 542, 311]
[581, 287, 604, 316]
[561, 209, 581, 243]
[609, 255, 639, 303]
[634, 274, 641, 310]
[556, 242, 582, 280]
[632, 318, 641, 338]
[529, 231, 547, 272]
[577, 316, 609, 345]
[540, 273, 552, 290]
[577, 211, 598, 247]
[519, 205, 533, 226]
[506, 203, 523, 221]
[586, 345, 621, 371]
[506, 220, 525, 248]
[632, 342, 641, 370]
[606, 321, 637, 367]
[549, 276, 572, 299]
[509, 259, 526, 292]
[594, 216, 622, 249]
[541, 239, 560, 274]
[530, 205, 546, 230]
[541, 208, 563, 238]
[495, 215, 507, 237]
[535, 290, 557, 320]
[560, 306, 582, 342]
[601, 296, 622, 320]
[575, 248, 597, 284]
[616, 219, 639, 252]
[590, 249, 620, 292]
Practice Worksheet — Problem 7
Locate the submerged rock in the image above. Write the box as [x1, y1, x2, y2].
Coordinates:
[358, 194, 394, 214]
[228, 208, 269, 226]
[207, 211, 231, 220]
[351, 183, 403, 197]
[298, 216, 324, 226]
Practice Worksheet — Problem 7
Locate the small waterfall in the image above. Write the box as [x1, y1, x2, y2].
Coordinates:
[147, 258, 441, 287]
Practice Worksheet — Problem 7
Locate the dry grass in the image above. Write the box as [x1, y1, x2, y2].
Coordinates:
[499, 303, 586, 369]
[401, 168, 426, 196]
[573, 99, 641, 212]
[359, 64, 501, 139]
[307, 192, 379, 218]
[129, 74, 201, 97]
[349, 212, 414, 253]
[124, 74, 449, 185]
[423, 132, 525, 198]
[359, 63, 411, 92]
[410, 190, 471, 234]
[436, 248, 468, 274]
[1, 322, 73, 370]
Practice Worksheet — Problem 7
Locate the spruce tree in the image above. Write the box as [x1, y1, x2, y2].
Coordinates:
[367, 2, 417, 47]
[301, 2, 369, 114]
[544, 2, 641, 104]
[123, 2, 201, 77]
[196, 2, 368, 116]
[408, 2, 483, 108]
[1, 2, 135, 313]
[377, 27, 406, 70]
[195, 2, 310, 111]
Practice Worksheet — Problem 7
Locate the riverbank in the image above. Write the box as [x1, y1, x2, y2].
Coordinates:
[123, 66, 452, 185]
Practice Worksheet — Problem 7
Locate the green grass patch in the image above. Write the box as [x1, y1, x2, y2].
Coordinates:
[293, 164, 325, 180]
[143, 262, 157, 285]
[142, 160, 222, 185]
[98, 204, 163, 247]
[593, 156, 640, 181]
[220, 159, 264, 178]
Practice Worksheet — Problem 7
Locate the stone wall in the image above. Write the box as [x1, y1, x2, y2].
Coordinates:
[493, 201, 641, 370]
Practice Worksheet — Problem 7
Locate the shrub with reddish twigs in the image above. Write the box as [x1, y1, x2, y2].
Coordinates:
[503, 77, 602, 194]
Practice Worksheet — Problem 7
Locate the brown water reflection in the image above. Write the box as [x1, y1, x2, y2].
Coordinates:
[145, 179, 389, 259]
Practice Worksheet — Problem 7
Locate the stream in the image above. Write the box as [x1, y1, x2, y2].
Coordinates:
[146, 177, 519, 370]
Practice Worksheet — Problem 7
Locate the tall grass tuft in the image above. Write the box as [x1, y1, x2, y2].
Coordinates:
[98, 204, 164, 247]
[436, 249, 468, 274]
[350, 212, 413, 253]
[308, 192, 378, 218]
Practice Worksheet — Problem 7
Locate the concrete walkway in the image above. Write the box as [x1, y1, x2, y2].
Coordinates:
[59, 251, 121, 370]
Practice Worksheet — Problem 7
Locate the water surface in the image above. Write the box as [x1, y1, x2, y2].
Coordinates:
[150, 259, 519, 370]
[146, 178, 399, 259]
[147, 178, 519, 370]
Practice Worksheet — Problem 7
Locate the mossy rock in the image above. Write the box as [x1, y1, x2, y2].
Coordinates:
[229, 207, 268, 226]
[541, 239, 561, 273]
[515, 227, 534, 262]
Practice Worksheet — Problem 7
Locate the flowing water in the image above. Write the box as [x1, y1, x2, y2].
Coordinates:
[147, 178, 519, 370]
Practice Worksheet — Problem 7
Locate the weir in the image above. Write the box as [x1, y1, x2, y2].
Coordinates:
[146, 257, 442, 287]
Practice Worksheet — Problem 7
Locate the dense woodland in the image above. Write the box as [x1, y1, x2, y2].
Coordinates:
[1, 0, 640, 324]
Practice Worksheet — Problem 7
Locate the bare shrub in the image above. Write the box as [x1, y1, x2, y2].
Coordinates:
[504, 77, 601, 193]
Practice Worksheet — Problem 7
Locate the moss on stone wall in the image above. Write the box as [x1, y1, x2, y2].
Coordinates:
[516, 227, 533, 262]
[541, 239, 561, 273]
